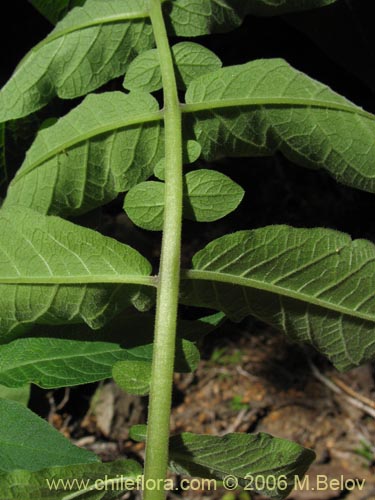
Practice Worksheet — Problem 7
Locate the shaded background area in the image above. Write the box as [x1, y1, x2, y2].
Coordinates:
[1, 1, 374, 499]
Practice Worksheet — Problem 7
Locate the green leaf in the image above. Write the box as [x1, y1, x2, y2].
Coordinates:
[29, 0, 86, 24]
[183, 169, 244, 221]
[3, 92, 164, 216]
[126, 427, 314, 500]
[0, 311, 207, 389]
[184, 140, 202, 164]
[124, 181, 164, 231]
[0, 384, 30, 405]
[124, 42, 222, 92]
[168, 432, 314, 499]
[0, 0, 154, 122]
[4, 1, 339, 121]
[113, 360, 151, 396]
[129, 424, 147, 442]
[125, 170, 244, 230]
[12, 58, 375, 217]
[185, 58, 375, 194]
[172, 42, 222, 88]
[0, 459, 142, 499]
[0, 207, 152, 341]
[0, 399, 98, 472]
[181, 226, 375, 371]
[165, 0, 337, 36]
[124, 49, 162, 93]
[113, 338, 200, 395]
[0, 335, 133, 389]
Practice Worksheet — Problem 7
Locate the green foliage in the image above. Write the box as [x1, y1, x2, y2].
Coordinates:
[0, 399, 97, 472]
[3, 92, 164, 215]
[124, 170, 244, 230]
[124, 42, 222, 92]
[169, 432, 314, 499]
[131, 425, 315, 499]
[0, 384, 30, 405]
[0, 1, 154, 122]
[185, 59, 375, 193]
[0, 459, 142, 499]
[181, 227, 375, 370]
[0, 0, 373, 498]
[0, 207, 152, 339]
[166, 0, 338, 36]
[0, 315, 201, 389]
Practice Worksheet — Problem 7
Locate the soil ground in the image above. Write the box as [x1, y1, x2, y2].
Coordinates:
[31, 318, 375, 500]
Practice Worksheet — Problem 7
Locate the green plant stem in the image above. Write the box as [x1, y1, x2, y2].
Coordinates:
[143, 1, 183, 499]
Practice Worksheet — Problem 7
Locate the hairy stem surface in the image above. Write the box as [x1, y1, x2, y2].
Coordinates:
[143, 1, 183, 499]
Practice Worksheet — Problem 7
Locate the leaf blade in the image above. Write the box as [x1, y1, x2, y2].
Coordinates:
[0, 311, 208, 389]
[181, 226, 375, 370]
[0, 459, 142, 499]
[0, 399, 98, 472]
[0, 0, 154, 122]
[124, 170, 244, 230]
[185, 59, 375, 193]
[0, 207, 153, 340]
[3, 92, 164, 216]
[169, 432, 314, 499]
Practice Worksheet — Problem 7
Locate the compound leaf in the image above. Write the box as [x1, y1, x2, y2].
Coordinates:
[3, 92, 164, 216]
[0, 0, 154, 122]
[0, 459, 141, 499]
[0, 207, 152, 341]
[8, 60, 373, 218]
[3, 1, 339, 123]
[0, 399, 98, 472]
[185, 59, 375, 194]
[181, 226, 375, 371]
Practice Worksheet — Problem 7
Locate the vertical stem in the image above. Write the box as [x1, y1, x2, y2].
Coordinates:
[144, 1, 183, 499]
